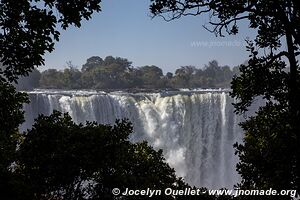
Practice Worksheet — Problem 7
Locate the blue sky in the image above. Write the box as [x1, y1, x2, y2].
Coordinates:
[43, 0, 256, 73]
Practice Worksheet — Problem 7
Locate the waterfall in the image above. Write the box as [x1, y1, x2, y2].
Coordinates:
[22, 89, 242, 189]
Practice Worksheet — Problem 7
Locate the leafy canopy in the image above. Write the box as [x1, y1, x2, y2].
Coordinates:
[150, 0, 300, 196]
[0, 0, 101, 82]
[16, 111, 186, 199]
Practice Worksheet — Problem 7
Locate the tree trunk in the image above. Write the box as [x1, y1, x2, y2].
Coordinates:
[285, 20, 300, 191]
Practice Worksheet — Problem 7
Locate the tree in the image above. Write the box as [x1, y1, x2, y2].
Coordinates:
[150, 0, 300, 196]
[0, 0, 101, 83]
[16, 111, 185, 200]
[138, 65, 164, 88]
[33, 54, 238, 90]
[39, 69, 65, 89]
[166, 72, 173, 79]
[63, 62, 82, 89]
[0, 0, 102, 196]
[16, 112, 231, 200]
[80, 56, 134, 89]
[1, 2, 221, 199]
[203, 61, 222, 87]
[172, 66, 197, 88]
[0, 81, 29, 198]
[121, 67, 144, 89]
[82, 56, 104, 72]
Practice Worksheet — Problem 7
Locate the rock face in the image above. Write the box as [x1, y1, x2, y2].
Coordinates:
[23, 89, 243, 189]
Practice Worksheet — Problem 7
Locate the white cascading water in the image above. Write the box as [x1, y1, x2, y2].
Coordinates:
[22, 89, 242, 189]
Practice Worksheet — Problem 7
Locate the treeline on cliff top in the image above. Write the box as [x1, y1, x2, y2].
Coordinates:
[16, 56, 241, 91]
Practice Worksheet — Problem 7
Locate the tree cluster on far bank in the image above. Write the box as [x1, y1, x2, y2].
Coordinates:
[17, 56, 240, 90]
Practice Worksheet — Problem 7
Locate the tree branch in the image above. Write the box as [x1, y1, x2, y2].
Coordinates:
[266, 51, 290, 66]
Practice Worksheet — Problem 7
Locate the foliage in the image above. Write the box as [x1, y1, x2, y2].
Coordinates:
[1, 0, 102, 172]
[0, 0, 101, 83]
[150, 0, 300, 198]
[38, 56, 238, 90]
[1, 0, 100, 198]
[0, 81, 29, 197]
[16, 111, 193, 200]
[15, 111, 239, 200]
[1, 0, 219, 199]
[39, 69, 66, 89]
[234, 104, 295, 188]
[232, 41, 299, 198]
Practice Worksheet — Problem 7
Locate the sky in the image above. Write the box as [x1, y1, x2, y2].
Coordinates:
[43, 0, 257, 73]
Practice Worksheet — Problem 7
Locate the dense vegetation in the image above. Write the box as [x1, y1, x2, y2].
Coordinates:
[0, 0, 198, 199]
[17, 56, 240, 90]
[0, 1, 235, 199]
[150, 0, 300, 198]
[1, 0, 299, 199]
[13, 112, 189, 199]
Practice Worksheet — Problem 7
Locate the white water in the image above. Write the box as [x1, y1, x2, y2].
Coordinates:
[23, 89, 242, 189]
